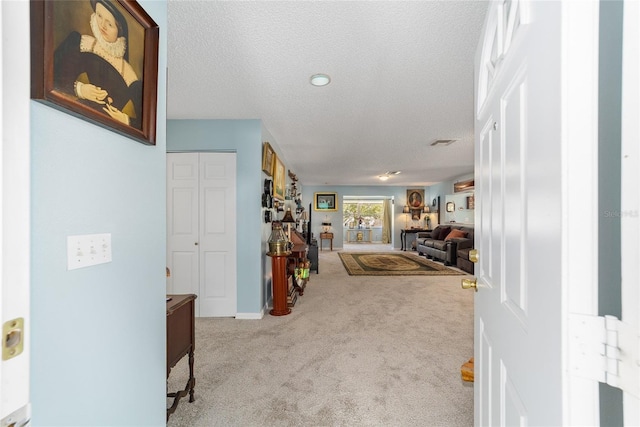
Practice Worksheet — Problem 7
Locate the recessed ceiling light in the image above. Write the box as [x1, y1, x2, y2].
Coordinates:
[310, 73, 331, 87]
[378, 175, 389, 181]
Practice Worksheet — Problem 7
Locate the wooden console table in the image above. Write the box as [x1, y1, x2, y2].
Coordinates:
[166, 294, 197, 421]
[401, 228, 431, 251]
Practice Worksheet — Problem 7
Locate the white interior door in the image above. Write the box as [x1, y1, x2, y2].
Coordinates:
[167, 153, 237, 317]
[474, 2, 563, 425]
[621, 0, 640, 422]
[167, 153, 200, 301]
[1, 1, 31, 425]
[198, 153, 237, 317]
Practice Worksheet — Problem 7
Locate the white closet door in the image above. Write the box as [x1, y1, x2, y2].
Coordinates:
[198, 153, 237, 317]
[167, 153, 237, 317]
[167, 153, 200, 302]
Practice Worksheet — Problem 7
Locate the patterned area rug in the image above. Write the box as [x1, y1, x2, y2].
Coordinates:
[338, 252, 463, 276]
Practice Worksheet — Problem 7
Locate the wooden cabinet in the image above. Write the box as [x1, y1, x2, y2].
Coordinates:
[268, 230, 312, 314]
[166, 294, 197, 420]
[307, 239, 319, 273]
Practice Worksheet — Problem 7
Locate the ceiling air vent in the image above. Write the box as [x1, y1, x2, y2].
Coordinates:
[430, 139, 459, 146]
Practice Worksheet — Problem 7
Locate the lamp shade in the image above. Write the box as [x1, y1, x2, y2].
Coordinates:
[423, 205, 430, 213]
[281, 208, 295, 223]
[402, 205, 410, 214]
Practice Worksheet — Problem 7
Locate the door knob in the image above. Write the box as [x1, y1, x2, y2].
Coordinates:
[461, 278, 478, 292]
[469, 249, 479, 263]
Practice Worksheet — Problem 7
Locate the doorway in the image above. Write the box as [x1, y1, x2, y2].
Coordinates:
[342, 196, 393, 251]
[166, 152, 237, 317]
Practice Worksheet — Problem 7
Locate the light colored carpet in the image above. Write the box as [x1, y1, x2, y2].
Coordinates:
[167, 249, 474, 426]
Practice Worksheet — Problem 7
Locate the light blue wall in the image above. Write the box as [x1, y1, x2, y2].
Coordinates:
[302, 186, 413, 249]
[302, 176, 474, 250]
[425, 173, 474, 227]
[167, 119, 264, 314]
[30, 1, 168, 425]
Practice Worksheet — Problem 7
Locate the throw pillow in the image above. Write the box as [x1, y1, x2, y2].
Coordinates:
[430, 226, 443, 240]
[436, 226, 451, 240]
[445, 229, 468, 241]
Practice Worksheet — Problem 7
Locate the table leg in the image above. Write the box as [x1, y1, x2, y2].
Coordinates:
[188, 349, 195, 402]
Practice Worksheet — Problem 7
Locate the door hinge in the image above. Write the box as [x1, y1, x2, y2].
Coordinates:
[569, 313, 639, 397]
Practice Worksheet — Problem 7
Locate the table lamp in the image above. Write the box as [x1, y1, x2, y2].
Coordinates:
[281, 208, 296, 240]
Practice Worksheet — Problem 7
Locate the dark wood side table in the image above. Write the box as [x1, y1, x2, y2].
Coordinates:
[319, 232, 334, 251]
[166, 294, 197, 421]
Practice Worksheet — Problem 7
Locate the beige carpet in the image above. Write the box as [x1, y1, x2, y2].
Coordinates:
[338, 251, 463, 276]
[167, 249, 474, 426]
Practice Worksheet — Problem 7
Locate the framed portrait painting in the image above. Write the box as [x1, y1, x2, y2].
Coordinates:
[314, 193, 337, 211]
[273, 155, 286, 201]
[30, 0, 159, 145]
[407, 189, 424, 209]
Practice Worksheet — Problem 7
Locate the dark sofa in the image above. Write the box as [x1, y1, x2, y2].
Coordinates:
[416, 225, 474, 273]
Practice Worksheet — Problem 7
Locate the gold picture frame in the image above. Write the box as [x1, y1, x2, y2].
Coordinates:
[273, 155, 286, 201]
[407, 189, 424, 209]
[314, 192, 338, 211]
[262, 142, 275, 176]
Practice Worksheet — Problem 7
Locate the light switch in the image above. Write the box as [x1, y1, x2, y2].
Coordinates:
[67, 233, 112, 270]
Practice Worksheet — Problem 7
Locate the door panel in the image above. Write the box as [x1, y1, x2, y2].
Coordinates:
[475, 1, 562, 425]
[170, 252, 197, 295]
[198, 153, 237, 317]
[503, 370, 527, 426]
[622, 0, 640, 422]
[166, 153, 199, 301]
[502, 70, 528, 324]
[1, 1, 31, 423]
[203, 252, 228, 298]
[478, 319, 493, 426]
[203, 188, 226, 234]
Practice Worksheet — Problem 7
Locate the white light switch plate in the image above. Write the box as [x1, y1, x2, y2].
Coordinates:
[67, 233, 112, 270]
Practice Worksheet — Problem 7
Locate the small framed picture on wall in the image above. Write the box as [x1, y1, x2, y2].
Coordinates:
[262, 142, 275, 176]
[314, 192, 337, 211]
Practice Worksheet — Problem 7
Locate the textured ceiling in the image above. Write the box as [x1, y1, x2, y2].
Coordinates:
[167, 1, 488, 186]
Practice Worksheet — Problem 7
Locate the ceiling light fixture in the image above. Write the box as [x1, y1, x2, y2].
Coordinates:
[377, 171, 400, 181]
[310, 73, 331, 87]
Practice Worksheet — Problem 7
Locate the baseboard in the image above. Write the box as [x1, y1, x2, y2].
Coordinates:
[235, 308, 265, 320]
